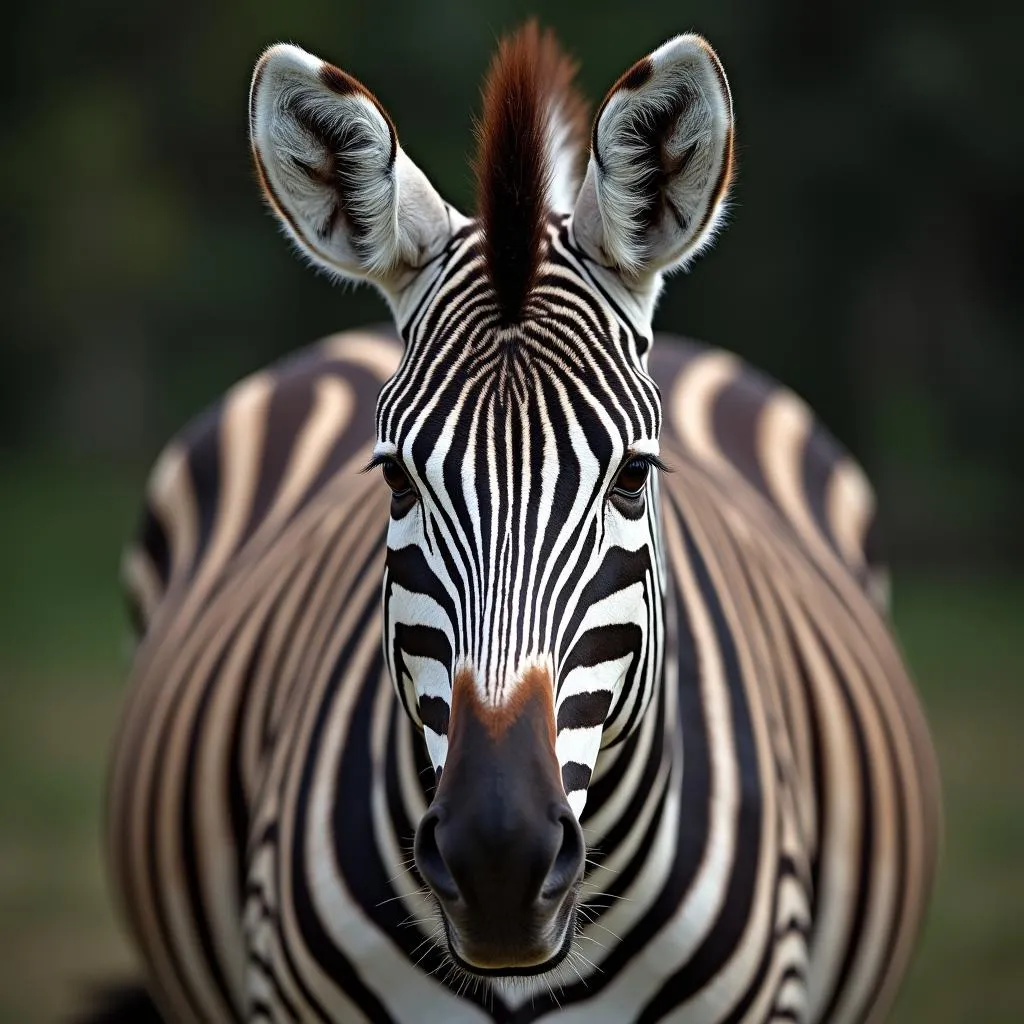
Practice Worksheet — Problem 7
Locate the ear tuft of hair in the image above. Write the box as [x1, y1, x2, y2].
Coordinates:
[474, 21, 589, 324]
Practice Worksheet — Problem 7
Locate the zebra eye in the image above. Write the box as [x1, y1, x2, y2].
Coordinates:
[381, 458, 412, 496]
[613, 457, 651, 498]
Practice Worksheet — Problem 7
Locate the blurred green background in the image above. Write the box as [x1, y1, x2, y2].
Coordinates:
[1, 0, 1021, 1020]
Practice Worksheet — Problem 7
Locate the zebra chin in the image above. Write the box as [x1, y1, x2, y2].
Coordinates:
[413, 666, 587, 977]
[440, 900, 579, 978]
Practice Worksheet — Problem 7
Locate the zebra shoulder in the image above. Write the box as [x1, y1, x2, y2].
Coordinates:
[120, 328, 402, 635]
[649, 334, 889, 610]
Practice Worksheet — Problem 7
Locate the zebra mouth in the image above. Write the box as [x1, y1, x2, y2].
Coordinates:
[438, 899, 578, 978]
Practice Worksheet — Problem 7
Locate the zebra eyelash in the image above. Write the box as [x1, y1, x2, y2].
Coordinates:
[362, 452, 403, 474]
[363, 452, 417, 504]
[622, 452, 672, 475]
[362, 452, 671, 475]
[360, 452, 671, 477]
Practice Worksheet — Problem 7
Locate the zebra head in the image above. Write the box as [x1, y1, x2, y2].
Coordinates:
[250, 23, 733, 977]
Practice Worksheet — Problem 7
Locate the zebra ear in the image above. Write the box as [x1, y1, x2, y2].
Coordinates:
[570, 35, 734, 281]
[250, 44, 460, 295]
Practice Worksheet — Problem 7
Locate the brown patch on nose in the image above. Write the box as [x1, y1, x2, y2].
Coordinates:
[448, 665, 557, 746]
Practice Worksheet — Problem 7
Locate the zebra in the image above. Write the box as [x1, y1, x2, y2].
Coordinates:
[99, 21, 941, 1024]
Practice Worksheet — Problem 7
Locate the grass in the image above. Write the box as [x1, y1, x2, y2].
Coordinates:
[1, 463, 1022, 1021]
[889, 577, 1024, 1023]
[0, 460, 142, 1024]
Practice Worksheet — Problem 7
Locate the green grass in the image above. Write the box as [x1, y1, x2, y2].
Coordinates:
[1, 465, 1022, 1021]
[890, 577, 1024, 1023]
[0, 460, 142, 1024]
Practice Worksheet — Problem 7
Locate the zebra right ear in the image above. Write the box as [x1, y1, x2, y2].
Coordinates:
[570, 35, 734, 284]
[250, 45, 463, 297]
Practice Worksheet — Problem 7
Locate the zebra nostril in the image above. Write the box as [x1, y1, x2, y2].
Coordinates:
[541, 809, 585, 901]
[414, 809, 460, 902]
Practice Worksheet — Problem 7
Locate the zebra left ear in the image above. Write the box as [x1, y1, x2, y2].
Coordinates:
[250, 44, 461, 297]
[570, 35, 735, 282]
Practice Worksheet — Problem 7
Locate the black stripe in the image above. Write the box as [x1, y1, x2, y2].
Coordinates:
[290, 598, 396, 1023]
[561, 761, 592, 793]
[638, 507, 764, 1020]
[556, 691, 613, 732]
[417, 695, 450, 736]
[139, 503, 171, 587]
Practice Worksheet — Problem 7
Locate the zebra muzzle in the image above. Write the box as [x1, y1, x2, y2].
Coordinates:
[414, 667, 585, 974]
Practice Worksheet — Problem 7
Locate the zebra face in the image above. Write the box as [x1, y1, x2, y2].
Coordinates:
[374, 291, 667, 973]
[374, 275, 667, 820]
[251, 23, 733, 976]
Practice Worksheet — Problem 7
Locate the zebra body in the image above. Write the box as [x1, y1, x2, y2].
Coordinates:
[107, 24, 940, 1024]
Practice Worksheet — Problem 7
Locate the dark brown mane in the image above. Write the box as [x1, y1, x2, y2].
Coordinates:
[474, 21, 588, 324]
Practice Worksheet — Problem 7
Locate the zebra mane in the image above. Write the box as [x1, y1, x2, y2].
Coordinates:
[474, 21, 589, 324]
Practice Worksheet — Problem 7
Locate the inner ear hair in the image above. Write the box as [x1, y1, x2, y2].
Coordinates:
[573, 35, 734, 281]
[249, 44, 457, 293]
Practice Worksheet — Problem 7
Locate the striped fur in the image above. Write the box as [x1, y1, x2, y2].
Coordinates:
[106, 26, 940, 1024]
